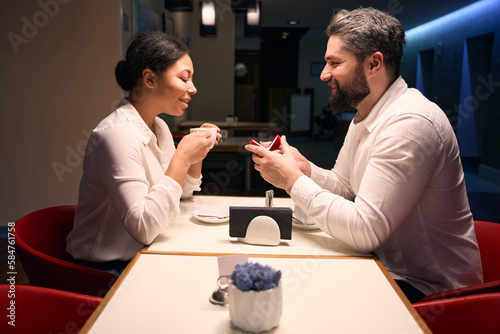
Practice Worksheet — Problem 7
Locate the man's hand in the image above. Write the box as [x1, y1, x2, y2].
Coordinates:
[245, 135, 304, 193]
[287, 145, 312, 178]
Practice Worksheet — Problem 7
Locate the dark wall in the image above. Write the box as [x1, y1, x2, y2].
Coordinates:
[259, 27, 308, 121]
[400, 1, 500, 170]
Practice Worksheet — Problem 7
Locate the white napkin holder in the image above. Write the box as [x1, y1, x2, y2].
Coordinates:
[229, 206, 292, 247]
[238, 215, 281, 246]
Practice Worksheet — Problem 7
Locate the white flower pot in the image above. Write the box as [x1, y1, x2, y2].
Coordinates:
[228, 282, 282, 333]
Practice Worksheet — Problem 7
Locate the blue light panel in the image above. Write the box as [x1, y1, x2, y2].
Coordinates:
[406, 0, 500, 39]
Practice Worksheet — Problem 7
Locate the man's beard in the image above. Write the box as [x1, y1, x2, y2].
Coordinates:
[328, 65, 370, 113]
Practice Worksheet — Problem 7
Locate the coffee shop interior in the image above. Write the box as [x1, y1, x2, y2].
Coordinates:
[1, 0, 500, 281]
[1, 0, 500, 332]
[4, 0, 499, 227]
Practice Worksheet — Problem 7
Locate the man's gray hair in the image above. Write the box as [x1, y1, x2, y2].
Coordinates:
[326, 7, 406, 79]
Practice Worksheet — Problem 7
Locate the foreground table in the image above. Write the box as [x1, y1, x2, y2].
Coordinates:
[144, 196, 369, 257]
[81, 254, 429, 333]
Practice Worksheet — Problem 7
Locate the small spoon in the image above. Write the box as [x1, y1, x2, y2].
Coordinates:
[292, 215, 316, 226]
[197, 214, 229, 219]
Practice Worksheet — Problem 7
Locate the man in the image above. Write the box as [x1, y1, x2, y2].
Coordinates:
[245, 7, 482, 302]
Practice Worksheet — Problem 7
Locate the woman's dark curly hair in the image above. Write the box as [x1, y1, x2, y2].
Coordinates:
[115, 31, 190, 91]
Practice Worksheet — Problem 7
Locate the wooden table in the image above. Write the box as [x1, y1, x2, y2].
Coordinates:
[81, 254, 429, 333]
[189, 137, 272, 191]
[177, 121, 280, 132]
[143, 196, 370, 258]
[211, 136, 254, 153]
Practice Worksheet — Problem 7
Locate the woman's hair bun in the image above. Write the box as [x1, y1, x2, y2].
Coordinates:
[114, 60, 137, 91]
[115, 31, 190, 91]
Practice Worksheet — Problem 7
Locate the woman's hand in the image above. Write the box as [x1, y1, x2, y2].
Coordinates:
[176, 132, 211, 165]
[167, 132, 211, 185]
[167, 123, 222, 185]
[200, 123, 222, 146]
[175, 123, 221, 181]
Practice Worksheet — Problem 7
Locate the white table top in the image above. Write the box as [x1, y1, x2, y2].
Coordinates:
[145, 196, 369, 257]
[82, 254, 426, 334]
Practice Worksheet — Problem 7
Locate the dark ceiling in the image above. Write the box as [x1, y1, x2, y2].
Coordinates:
[258, 0, 480, 31]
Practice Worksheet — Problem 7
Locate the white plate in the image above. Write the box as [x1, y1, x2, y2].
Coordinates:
[292, 216, 320, 230]
[192, 206, 230, 223]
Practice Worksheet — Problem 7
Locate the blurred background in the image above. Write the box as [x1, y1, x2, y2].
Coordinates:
[1, 0, 499, 226]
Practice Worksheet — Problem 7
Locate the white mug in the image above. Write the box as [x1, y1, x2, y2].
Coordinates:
[226, 115, 238, 125]
[190, 127, 217, 149]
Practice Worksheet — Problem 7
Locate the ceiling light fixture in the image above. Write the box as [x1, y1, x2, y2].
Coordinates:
[200, 1, 216, 37]
[246, 2, 260, 26]
[244, 1, 261, 37]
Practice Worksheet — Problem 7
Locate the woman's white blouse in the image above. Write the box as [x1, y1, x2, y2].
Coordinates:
[67, 98, 201, 261]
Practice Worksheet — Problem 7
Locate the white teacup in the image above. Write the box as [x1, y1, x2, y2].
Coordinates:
[190, 127, 217, 149]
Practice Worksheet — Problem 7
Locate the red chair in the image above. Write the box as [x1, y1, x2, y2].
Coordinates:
[413, 293, 500, 334]
[0, 284, 102, 334]
[15, 205, 117, 296]
[418, 220, 500, 302]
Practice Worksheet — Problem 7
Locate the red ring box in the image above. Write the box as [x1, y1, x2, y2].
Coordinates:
[250, 134, 281, 151]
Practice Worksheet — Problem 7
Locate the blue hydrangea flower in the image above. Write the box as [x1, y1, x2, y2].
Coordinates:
[231, 262, 282, 292]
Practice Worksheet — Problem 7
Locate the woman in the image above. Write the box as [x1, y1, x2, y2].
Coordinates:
[66, 31, 220, 274]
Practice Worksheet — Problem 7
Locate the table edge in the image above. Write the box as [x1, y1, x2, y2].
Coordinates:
[140, 249, 372, 259]
[79, 252, 142, 333]
[372, 255, 432, 334]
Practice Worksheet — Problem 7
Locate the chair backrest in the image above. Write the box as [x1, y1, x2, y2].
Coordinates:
[0, 284, 102, 334]
[15, 206, 117, 296]
[474, 220, 500, 282]
[413, 293, 500, 334]
[416, 220, 500, 302]
[17, 205, 75, 260]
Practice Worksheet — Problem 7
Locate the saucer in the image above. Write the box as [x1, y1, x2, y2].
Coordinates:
[192, 207, 230, 223]
[292, 216, 320, 230]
